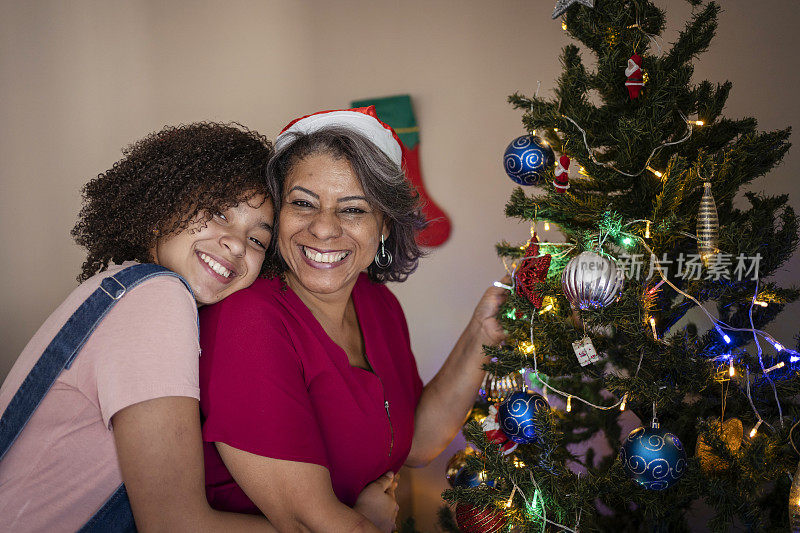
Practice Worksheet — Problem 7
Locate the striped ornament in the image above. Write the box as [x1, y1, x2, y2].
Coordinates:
[697, 182, 719, 264]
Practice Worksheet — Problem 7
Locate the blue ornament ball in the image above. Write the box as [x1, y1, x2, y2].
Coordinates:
[619, 425, 687, 490]
[503, 135, 555, 186]
[452, 467, 499, 489]
[497, 391, 550, 444]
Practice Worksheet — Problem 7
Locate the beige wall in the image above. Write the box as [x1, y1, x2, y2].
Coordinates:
[2, 0, 798, 529]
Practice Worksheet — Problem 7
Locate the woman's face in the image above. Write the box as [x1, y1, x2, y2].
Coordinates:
[150, 193, 274, 306]
[279, 152, 387, 300]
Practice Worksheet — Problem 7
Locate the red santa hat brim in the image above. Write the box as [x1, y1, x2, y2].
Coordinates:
[274, 106, 404, 167]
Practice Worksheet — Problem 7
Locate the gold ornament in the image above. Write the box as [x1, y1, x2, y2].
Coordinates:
[446, 447, 476, 487]
[790, 461, 800, 532]
[479, 372, 523, 403]
[697, 182, 719, 265]
[696, 418, 743, 473]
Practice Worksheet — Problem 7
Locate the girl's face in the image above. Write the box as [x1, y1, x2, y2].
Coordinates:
[150, 193, 274, 306]
[278, 153, 387, 301]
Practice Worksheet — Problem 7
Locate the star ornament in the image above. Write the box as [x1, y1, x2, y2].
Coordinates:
[552, 0, 594, 19]
[514, 234, 552, 309]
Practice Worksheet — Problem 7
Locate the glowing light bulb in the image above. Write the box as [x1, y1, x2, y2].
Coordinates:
[620, 393, 628, 411]
[754, 300, 768, 307]
[728, 359, 735, 377]
[566, 396, 572, 412]
[519, 341, 535, 354]
[644, 220, 651, 239]
[505, 486, 518, 508]
[749, 419, 762, 438]
[538, 303, 553, 314]
[562, 20, 568, 30]
[544, 221, 550, 231]
[715, 325, 731, 344]
[646, 166, 663, 178]
[765, 362, 785, 373]
[649, 317, 658, 339]
[774, 342, 785, 352]
[622, 236, 633, 247]
[693, 120, 705, 126]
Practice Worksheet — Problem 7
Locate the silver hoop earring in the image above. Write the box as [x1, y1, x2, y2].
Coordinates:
[374, 234, 392, 268]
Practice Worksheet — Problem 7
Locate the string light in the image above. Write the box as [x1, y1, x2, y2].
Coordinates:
[566, 395, 572, 412]
[765, 362, 785, 374]
[754, 300, 768, 307]
[644, 220, 651, 239]
[750, 419, 763, 438]
[715, 324, 731, 344]
[728, 358, 735, 378]
[544, 221, 551, 231]
[649, 317, 658, 339]
[538, 303, 554, 314]
[692, 120, 705, 126]
[773, 341, 785, 352]
[520, 341, 535, 354]
[561, 20, 567, 31]
[620, 393, 628, 411]
[646, 166, 663, 178]
[505, 485, 518, 508]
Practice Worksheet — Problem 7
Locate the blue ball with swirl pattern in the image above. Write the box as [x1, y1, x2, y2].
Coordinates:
[503, 135, 555, 186]
[497, 391, 550, 444]
[619, 426, 687, 490]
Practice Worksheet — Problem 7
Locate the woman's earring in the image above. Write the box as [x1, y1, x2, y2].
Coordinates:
[374, 234, 392, 268]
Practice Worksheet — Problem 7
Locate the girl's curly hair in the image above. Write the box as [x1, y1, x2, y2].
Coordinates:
[71, 122, 275, 281]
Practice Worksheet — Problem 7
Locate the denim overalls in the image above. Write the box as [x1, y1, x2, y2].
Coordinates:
[0, 264, 193, 532]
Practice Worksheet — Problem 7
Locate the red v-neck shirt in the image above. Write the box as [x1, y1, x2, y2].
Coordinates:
[199, 273, 424, 511]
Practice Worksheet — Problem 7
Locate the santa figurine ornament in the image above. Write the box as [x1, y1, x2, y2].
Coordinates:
[553, 155, 570, 193]
[625, 54, 644, 99]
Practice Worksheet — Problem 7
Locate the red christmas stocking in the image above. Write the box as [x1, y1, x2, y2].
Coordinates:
[352, 95, 452, 247]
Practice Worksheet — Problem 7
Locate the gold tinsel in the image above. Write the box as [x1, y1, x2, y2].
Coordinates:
[790, 461, 800, 532]
[696, 418, 743, 473]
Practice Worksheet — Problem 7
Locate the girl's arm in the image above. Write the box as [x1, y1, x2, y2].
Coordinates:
[405, 280, 508, 467]
[112, 396, 275, 532]
[215, 443, 397, 533]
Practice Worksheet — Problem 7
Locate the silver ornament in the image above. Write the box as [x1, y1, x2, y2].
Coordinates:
[552, 0, 594, 19]
[697, 182, 719, 265]
[791, 461, 800, 532]
[479, 372, 523, 403]
[561, 251, 624, 309]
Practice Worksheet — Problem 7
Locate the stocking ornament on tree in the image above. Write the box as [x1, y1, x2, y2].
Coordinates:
[514, 233, 552, 309]
[625, 54, 644, 99]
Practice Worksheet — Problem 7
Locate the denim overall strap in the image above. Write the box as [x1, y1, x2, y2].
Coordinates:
[0, 263, 193, 532]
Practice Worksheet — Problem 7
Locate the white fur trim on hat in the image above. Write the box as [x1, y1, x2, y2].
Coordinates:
[274, 110, 403, 167]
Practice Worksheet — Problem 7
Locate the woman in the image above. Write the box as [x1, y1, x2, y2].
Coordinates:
[0, 123, 282, 532]
[199, 108, 507, 532]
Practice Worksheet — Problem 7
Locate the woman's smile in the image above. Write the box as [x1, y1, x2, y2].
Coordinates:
[278, 153, 386, 299]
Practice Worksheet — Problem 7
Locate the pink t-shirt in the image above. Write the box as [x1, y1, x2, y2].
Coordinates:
[0, 262, 200, 532]
[200, 273, 424, 512]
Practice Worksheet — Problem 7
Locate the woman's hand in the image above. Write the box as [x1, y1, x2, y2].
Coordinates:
[353, 471, 399, 533]
[469, 274, 511, 346]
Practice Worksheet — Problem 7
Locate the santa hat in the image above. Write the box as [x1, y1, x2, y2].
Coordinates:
[274, 106, 404, 167]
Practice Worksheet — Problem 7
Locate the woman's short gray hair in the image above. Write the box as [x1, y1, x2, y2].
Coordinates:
[266, 126, 427, 283]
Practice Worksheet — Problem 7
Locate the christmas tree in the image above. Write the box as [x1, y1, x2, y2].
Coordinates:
[441, 1, 799, 531]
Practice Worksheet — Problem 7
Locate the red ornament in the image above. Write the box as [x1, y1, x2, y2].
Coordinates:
[482, 403, 518, 455]
[625, 54, 644, 99]
[553, 155, 570, 193]
[514, 233, 552, 309]
[455, 503, 507, 533]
